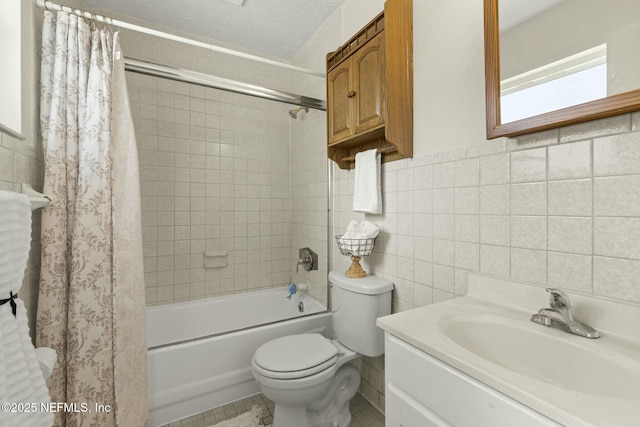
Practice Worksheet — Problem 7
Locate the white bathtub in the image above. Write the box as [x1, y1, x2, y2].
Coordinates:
[146, 288, 331, 427]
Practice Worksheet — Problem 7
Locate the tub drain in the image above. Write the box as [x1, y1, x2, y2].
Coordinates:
[298, 301, 305, 313]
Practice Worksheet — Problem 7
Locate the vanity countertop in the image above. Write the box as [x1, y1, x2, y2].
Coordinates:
[377, 273, 640, 427]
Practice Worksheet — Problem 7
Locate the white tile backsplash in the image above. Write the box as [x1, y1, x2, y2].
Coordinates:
[331, 113, 640, 310]
[433, 264, 454, 293]
[432, 162, 455, 189]
[480, 153, 509, 185]
[414, 237, 433, 262]
[511, 216, 547, 250]
[432, 214, 454, 240]
[480, 215, 510, 246]
[480, 185, 510, 215]
[413, 189, 432, 213]
[322, 56, 640, 415]
[594, 132, 640, 176]
[480, 244, 510, 277]
[547, 252, 592, 293]
[594, 175, 640, 217]
[455, 215, 480, 243]
[511, 183, 547, 216]
[397, 168, 414, 190]
[413, 164, 432, 190]
[594, 217, 640, 260]
[559, 115, 631, 143]
[548, 217, 592, 255]
[454, 158, 479, 187]
[433, 188, 454, 214]
[454, 187, 480, 214]
[397, 235, 414, 259]
[510, 148, 546, 183]
[508, 129, 559, 151]
[548, 179, 592, 217]
[593, 256, 640, 302]
[455, 242, 480, 272]
[548, 140, 592, 180]
[511, 248, 547, 285]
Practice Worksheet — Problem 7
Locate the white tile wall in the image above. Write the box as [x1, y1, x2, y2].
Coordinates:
[331, 113, 640, 411]
[129, 73, 295, 305]
[333, 115, 640, 303]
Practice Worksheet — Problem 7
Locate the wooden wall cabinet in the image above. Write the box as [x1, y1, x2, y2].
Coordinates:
[328, 32, 385, 145]
[326, 0, 413, 170]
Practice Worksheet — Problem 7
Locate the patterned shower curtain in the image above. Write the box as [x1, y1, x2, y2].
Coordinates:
[37, 11, 148, 427]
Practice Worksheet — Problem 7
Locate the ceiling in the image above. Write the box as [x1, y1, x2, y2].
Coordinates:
[83, 0, 346, 59]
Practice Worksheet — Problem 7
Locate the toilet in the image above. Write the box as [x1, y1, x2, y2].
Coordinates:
[251, 271, 393, 427]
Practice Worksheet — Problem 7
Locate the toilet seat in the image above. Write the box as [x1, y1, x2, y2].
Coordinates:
[253, 334, 338, 380]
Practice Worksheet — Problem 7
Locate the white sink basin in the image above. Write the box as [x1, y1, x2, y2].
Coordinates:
[439, 316, 640, 399]
[377, 273, 640, 427]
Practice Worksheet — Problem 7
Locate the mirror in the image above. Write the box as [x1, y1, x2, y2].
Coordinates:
[484, 0, 640, 139]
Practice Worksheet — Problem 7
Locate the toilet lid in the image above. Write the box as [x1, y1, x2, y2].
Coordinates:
[253, 333, 338, 374]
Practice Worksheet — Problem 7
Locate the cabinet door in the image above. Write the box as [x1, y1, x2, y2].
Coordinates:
[327, 61, 352, 144]
[352, 32, 385, 135]
[386, 334, 561, 427]
[386, 383, 449, 427]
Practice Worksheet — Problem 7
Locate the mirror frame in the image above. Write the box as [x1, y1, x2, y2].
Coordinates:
[484, 0, 640, 139]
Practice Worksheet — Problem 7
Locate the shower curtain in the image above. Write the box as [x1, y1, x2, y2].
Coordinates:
[37, 11, 148, 427]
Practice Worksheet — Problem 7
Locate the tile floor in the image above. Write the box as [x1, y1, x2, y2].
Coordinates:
[162, 392, 384, 427]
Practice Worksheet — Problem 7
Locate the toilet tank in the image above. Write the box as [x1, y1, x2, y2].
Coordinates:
[329, 271, 393, 357]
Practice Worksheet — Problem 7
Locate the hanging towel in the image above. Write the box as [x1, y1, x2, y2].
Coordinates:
[0, 191, 53, 427]
[352, 149, 382, 214]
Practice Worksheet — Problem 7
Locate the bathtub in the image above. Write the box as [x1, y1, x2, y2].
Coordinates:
[146, 288, 331, 427]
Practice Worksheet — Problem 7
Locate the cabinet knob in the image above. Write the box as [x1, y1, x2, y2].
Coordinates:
[347, 91, 356, 98]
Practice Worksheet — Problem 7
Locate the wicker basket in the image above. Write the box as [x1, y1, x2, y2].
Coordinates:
[335, 235, 376, 278]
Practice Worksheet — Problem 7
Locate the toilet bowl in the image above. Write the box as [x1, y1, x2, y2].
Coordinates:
[252, 334, 360, 427]
[251, 272, 393, 427]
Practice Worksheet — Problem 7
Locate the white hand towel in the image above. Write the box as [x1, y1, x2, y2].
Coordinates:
[359, 220, 379, 239]
[353, 148, 382, 214]
[343, 220, 361, 238]
[343, 220, 379, 239]
[0, 191, 53, 427]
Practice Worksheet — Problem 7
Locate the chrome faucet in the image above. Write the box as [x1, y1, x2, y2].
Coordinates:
[531, 288, 600, 339]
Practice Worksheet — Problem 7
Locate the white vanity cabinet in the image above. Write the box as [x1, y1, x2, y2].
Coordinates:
[384, 334, 560, 427]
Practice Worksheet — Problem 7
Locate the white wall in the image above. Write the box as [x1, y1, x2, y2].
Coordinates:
[341, 0, 386, 39]
[414, 0, 488, 156]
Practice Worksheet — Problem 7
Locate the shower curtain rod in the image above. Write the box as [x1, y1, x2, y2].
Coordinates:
[35, 0, 325, 78]
[125, 58, 327, 111]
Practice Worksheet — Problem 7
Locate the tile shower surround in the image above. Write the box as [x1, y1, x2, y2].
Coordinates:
[332, 113, 640, 411]
[127, 73, 294, 306]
